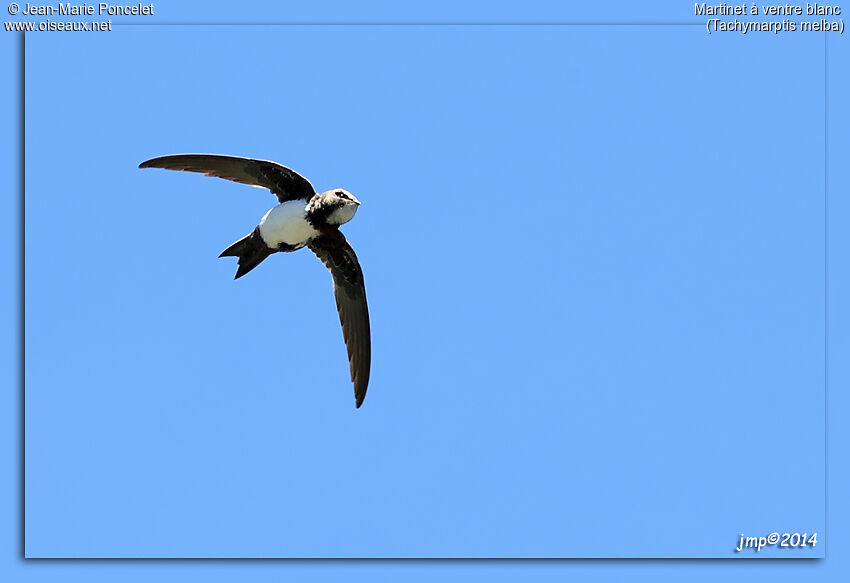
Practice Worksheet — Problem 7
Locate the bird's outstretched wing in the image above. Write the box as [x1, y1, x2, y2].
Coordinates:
[308, 230, 371, 408]
[139, 154, 316, 203]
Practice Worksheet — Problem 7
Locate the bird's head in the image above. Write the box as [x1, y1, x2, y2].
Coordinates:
[319, 188, 361, 226]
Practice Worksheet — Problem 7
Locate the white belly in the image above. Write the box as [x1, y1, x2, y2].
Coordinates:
[258, 201, 318, 248]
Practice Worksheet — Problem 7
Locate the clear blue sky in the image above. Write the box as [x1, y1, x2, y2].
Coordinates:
[2, 0, 849, 580]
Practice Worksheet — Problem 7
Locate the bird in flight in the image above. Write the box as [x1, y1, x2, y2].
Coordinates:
[139, 154, 371, 408]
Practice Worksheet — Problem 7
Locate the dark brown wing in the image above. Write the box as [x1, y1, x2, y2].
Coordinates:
[308, 231, 371, 408]
[139, 154, 316, 203]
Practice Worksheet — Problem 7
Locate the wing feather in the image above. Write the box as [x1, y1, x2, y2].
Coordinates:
[308, 231, 371, 408]
[139, 154, 316, 203]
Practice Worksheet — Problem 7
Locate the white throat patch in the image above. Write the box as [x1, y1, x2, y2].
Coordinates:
[327, 203, 358, 226]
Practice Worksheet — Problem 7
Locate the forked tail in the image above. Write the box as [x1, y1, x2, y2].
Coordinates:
[219, 227, 273, 279]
